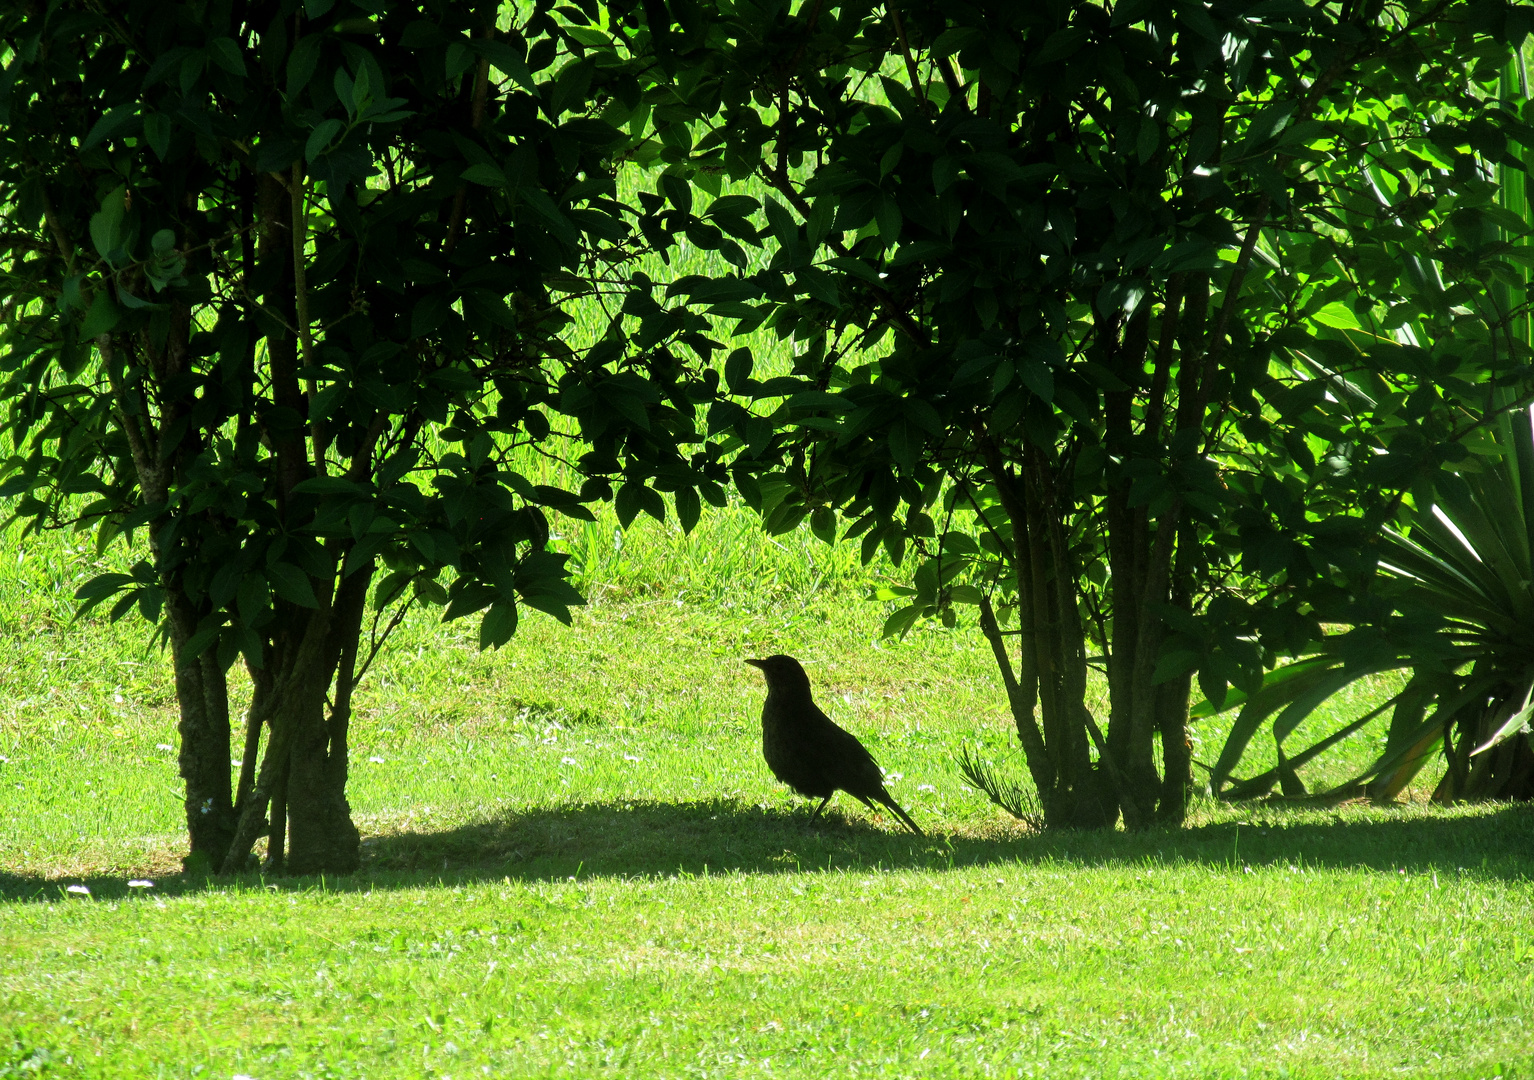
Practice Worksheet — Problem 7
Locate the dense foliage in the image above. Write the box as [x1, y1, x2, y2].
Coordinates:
[4, 0, 1533, 872]
[0, 0, 725, 872]
[640, 0, 1534, 825]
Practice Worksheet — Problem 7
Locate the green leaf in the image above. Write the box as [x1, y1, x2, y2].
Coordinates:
[89, 186, 129, 264]
[615, 482, 642, 529]
[206, 37, 246, 77]
[415, 577, 449, 606]
[79, 291, 121, 339]
[479, 599, 518, 649]
[267, 561, 319, 608]
[724, 348, 754, 393]
[462, 163, 508, 187]
[881, 604, 921, 639]
[74, 572, 133, 618]
[1033, 26, 1088, 64]
[287, 35, 323, 95]
[705, 195, 758, 219]
[305, 119, 344, 162]
[179, 625, 220, 665]
[472, 38, 536, 92]
[237, 573, 270, 626]
[1237, 100, 1297, 157]
[675, 486, 701, 534]
[1152, 649, 1200, 686]
[949, 584, 983, 605]
[82, 105, 139, 151]
[763, 197, 798, 248]
[142, 113, 172, 160]
[660, 173, 692, 215]
[888, 419, 918, 471]
[549, 58, 594, 118]
[932, 157, 960, 194]
[1018, 359, 1053, 401]
[1136, 116, 1159, 163]
[333, 67, 357, 117]
[797, 267, 840, 308]
[810, 506, 836, 543]
[615, 482, 665, 527]
[1312, 302, 1363, 331]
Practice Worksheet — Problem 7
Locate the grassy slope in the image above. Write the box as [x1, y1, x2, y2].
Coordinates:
[3, 510, 1533, 1080]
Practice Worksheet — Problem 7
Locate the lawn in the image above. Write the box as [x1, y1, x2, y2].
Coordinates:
[2, 506, 1532, 1079]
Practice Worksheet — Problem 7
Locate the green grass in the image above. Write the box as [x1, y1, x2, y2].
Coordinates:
[3, 510, 1532, 1079]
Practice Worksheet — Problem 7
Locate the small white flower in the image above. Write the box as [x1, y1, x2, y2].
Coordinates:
[234, 1074, 257, 1080]
[624, 753, 641, 762]
[369, 755, 385, 764]
[128, 880, 154, 889]
[561, 756, 577, 765]
[66, 884, 90, 896]
[156, 744, 174, 752]
[917, 784, 936, 792]
[231, 760, 242, 767]
[113, 694, 124, 704]
[885, 772, 904, 782]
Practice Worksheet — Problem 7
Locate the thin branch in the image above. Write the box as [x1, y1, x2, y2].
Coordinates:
[290, 162, 324, 477]
[354, 595, 414, 686]
[888, 4, 928, 113]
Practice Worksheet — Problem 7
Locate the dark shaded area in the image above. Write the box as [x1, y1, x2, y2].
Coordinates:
[3, 800, 1531, 904]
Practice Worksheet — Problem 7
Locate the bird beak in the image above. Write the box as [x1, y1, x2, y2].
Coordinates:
[744, 658, 765, 669]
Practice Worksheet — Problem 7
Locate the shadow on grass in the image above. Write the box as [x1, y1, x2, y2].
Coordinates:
[3, 798, 1531, 903]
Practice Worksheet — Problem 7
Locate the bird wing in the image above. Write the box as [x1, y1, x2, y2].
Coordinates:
[805, 706, 889, 787]
[809, 706, 923, 835]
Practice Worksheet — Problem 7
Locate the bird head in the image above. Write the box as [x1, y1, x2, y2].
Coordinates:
[744, 653, 812, 694]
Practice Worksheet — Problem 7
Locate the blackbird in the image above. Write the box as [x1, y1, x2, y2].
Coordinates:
[745, 654, 923, 836]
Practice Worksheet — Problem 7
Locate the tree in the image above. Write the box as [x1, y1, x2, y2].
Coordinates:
[1169, 41, 1534, 808]
[0, 0, 723, 873]
[649, 0, 1533, 826]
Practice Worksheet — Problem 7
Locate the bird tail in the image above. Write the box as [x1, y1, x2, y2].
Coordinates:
[874, 789, 924, 837]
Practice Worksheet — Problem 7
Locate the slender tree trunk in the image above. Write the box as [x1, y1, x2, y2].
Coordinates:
[163, 587, 236, 869]
[1154, 517, 1198, 823]
[1155, 675, 1194, 821]
[284, 568, 369, 875]
[980, 433, 1106, 828]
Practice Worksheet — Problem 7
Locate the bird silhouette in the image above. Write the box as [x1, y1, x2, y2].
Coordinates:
[745, 654, 923, 836]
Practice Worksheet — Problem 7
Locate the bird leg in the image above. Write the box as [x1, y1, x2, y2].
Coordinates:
[807, 795, 832, 824]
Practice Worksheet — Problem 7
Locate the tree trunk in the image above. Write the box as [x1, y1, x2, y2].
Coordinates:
[221, 566, 372, 876]
[165, 586, 237, 871]
[283, 686, 361, 875]
[1155, 674, 1194, 822]
[980, 436, 1111, 829]
[283, 565, 369, 875]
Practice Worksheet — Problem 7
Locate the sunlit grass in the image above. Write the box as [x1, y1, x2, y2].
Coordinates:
[3, 509, 1532, 1078]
